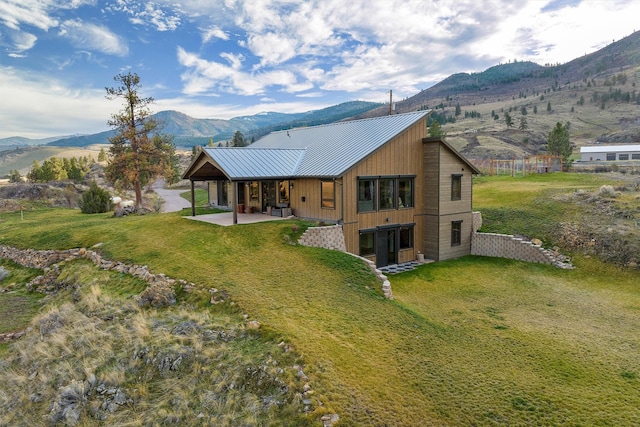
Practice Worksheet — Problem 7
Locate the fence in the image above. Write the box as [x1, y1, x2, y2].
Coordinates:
[473, 156, 563, 176]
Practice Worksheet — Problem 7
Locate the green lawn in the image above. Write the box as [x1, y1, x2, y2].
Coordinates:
[1, 172, 639, 425]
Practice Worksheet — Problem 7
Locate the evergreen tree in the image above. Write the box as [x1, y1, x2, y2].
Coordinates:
[518, 116, 528, 131]
[504, 112, 513, 127]
[231, 130, 247, 147]
[105, 72, 177, 208]
[98, 148, 107, 162]
[427, 120, 445, 138]
[455, 103, 461, 116]
[547, 122, 572, 166]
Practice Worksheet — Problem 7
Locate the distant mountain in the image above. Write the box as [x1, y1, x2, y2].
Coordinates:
[49, 101, 381, 148]
[0, 135, 79, 147]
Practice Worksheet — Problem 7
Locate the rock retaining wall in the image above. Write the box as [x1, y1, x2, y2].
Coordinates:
[297, 225, 346, 252]
[0, 244, 191, 342]
[471, 233, 573, 269]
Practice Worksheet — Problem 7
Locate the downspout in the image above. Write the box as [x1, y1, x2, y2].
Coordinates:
[190, 179, 196, 217]
[335, 178, 344, 224]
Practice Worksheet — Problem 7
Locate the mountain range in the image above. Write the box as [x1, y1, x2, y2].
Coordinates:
[2, 30, 640, 157]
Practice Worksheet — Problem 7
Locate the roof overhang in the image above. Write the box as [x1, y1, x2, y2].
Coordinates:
[423, 136, 481, 175]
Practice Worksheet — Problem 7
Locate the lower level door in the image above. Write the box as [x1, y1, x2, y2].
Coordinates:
[376, 228, 397, 267]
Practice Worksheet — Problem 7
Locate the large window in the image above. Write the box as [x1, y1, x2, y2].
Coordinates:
[451, 174, 462, 201]
[321, 180, 335, 209]
[379, 178, 396, 210]
[632, 154, 640, 160]
[398, 177, 414, 208]
[357, 176, 414, 212]
[619, 154, 629, 161]
[359, 231, 375, 256]
[606, 153, 616, 161]
[451, 221, 462, 246]
[399, 225, 414, 249]
[358, 179, 376, 212]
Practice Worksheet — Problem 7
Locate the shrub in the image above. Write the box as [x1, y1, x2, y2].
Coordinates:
[598, 185, 617, 198]
[79, 181, 112, 214]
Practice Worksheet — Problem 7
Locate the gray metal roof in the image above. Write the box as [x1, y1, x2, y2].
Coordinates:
[202, 147, 305, 180]
[580, 144, 640, 153]
[250, 110, 430, 177]
[198, 111, 430, 180]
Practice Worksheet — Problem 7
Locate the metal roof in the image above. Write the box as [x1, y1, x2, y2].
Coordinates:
[580, 144, 640, 153]
[193, 111, 430, 180]
[202, 147, 305, 180]
[250, 110, 430, 177]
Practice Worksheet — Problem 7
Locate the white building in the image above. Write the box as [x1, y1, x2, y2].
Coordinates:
[580, 144, 640, 162]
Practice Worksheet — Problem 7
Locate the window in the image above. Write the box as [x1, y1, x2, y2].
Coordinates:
[321, 180, 335, 209]
[632, 153, 640, 160]
[358, 176, 414, 212]
[278, 180, 289, 203]
[357, 179, 376, 212]
[379, 178, 396, 210]
[451, 221, 462, 246]
[451, 174, 462, 201]
[398, 177, 414, 208]
[619, 154, 629, 161]
[399, 225, 414, 249]
[249, 181, 259, 201]
[359, 231, 375, 256]
[606, 153, 616, 161]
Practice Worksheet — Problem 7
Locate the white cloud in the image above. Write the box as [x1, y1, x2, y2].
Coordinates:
[0, 0, 60, 32]
[0, 67, 111, 139]
[59, 20, 129, 57]
[201, 25, 228, 43]
[107, 0, 181, 31]
[177, 47, 312, 96]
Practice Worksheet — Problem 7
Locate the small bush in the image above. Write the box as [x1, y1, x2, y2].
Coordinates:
[79, 181, 112, 214]
[598, 185, 617, 198]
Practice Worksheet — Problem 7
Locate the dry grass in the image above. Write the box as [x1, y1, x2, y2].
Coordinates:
[0, 262, 311, 426]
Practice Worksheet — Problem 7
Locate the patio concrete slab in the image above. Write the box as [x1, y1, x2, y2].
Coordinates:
[183, 211, 293, 226]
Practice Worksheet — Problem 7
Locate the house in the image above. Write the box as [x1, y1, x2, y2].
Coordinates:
[182, 111, 480, 267]
[580, 144, 640, 162]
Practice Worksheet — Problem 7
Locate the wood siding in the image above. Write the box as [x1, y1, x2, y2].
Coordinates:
[422, 140, 475, 260]
[341, 119, 427, 261]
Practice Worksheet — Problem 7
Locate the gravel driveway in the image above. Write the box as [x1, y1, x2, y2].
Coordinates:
[152, 179, 191, 213]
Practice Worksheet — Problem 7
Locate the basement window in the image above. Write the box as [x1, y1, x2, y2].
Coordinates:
[451, 221, 462, 247]
[359, 231, 375, 256]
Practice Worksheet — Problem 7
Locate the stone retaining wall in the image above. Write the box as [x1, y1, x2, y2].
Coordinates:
[471, 233, 573, 269]
[0, 244, 192, 342]
[297, 225, 346, 252]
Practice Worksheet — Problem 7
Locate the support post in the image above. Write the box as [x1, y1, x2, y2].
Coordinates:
[190, 180, 196, 217]
[232, 181, 238, 225]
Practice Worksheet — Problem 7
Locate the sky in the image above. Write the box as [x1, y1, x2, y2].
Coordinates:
[1, 0, 639, 139]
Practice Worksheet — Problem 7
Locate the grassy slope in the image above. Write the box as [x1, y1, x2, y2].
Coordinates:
[1, 173, 639, 425]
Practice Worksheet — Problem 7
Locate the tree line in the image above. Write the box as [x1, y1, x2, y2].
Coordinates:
[18, 156, 94, 183]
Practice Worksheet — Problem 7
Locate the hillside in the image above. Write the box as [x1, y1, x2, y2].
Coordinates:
[49, 101, 381, 148]
[358, 31, 640, 159]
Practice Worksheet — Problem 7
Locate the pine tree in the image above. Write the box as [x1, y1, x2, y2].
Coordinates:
[105, 72, 177, 208]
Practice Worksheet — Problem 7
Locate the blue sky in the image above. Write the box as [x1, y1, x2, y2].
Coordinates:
[1, 0, 639, 139]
